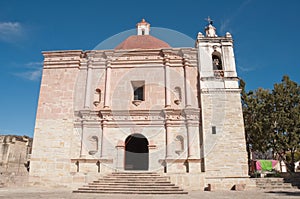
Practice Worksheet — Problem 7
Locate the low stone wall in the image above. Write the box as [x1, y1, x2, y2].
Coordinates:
[168, 173, 205, 190]
[0, 135, 32, 176]
[204, 177, 257, 191]
[0, 172, 29, 187]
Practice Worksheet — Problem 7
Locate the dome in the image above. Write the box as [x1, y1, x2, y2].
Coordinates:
[115, 35, 170, 50]
[114, 19, 171, 50]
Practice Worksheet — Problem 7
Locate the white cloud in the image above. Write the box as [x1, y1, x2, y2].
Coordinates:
[220, 0, 252, 34]
[14, 62, 43, 81]
[0, 22, 22, 42]
[15, 68, 42, 81]
[237, 65, 255, 72]
[220, 19, 231, 34]
[26, 61, 44, 68]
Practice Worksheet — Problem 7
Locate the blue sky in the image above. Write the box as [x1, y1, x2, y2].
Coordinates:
[0, 0, 299, 137]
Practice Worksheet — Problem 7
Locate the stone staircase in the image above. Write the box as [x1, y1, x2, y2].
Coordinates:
[73, 172, 188, 194]
[281, 173, 300, 189]
[255, 178, 294, 190]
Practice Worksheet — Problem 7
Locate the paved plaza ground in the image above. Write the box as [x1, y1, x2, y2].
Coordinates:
[1, 187, 300, 199]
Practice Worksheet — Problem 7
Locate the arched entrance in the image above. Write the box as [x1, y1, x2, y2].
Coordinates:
[125, 134, 149, 170]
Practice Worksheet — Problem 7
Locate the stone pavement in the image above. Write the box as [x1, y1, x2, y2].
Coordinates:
[1, 187, 300, 199]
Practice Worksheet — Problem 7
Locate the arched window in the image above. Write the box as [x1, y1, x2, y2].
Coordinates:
[212, 52, 223, 70]
[175, 135, 184, 155]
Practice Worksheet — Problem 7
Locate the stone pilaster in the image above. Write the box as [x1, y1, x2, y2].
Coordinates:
[100, 120, 108, 158]
[103, 60, 111, 108]
[165, 120, 172, 158]
[183, 58, 192, 107]
[84, 60, 93, 109]
[163, 56, 171, 108]
[115, 141, 125, 171]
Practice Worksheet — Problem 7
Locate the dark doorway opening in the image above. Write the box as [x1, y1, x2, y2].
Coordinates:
[125, 134, 149, 170]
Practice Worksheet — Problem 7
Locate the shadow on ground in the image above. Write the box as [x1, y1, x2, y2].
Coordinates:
[266, 191, 300, 197]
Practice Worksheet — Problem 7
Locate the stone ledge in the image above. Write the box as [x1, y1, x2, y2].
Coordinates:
[70, 158, 113, 164]
[205, 176, 250, 179]
[159, 159, 201, 163]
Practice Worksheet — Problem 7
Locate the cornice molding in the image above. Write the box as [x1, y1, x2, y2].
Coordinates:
[201, 88, 241, 94]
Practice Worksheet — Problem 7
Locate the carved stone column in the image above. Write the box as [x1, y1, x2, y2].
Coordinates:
[104, 60, 112, 108]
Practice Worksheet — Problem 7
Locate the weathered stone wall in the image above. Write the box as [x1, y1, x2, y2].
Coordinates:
[201, 90, 248, 178]
[29, 51, 82, 187]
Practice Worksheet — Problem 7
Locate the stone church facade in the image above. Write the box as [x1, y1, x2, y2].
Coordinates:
[29, 19, 254, 190]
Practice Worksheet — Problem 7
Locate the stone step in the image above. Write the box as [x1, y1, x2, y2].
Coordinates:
[111, 172, 158, 174]
[255, 178, 295, 190]
[74, 172, 188, 194]
[83, 184, 179, 188]
[103, 175, 169, 179]
[105, 173, 166, 176]
[88, 182, 175, 186]
[256, 183, 292, 187]
[90, 183, 171, 186]
[255, 178, 284, 182]
[93, 179, 170, 183]
[89, 184, 178, 188]
[74, 190, 188, 194]
[79, 187, 183, 191]
[95, 179, 169, 182]
[106, 175, 165, 180]
[281, 174, 300, 188]
[259, 185, 293, 189]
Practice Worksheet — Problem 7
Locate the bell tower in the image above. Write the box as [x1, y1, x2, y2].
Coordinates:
[196, 17, 238, 86]
[196, 17, 249, 180]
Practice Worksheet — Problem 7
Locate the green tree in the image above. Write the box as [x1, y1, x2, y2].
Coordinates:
[241, 76, 300, 173]
[271, 76, 300, 172]
[241, 81, 272, 164]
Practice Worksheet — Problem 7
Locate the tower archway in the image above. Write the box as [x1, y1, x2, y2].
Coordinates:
[125, 134, 149, 170]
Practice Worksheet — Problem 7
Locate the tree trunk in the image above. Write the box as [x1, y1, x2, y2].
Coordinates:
[290, 151, 296, 173]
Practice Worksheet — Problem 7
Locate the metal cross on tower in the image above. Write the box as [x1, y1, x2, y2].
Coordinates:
[205, 16, 213, 25]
